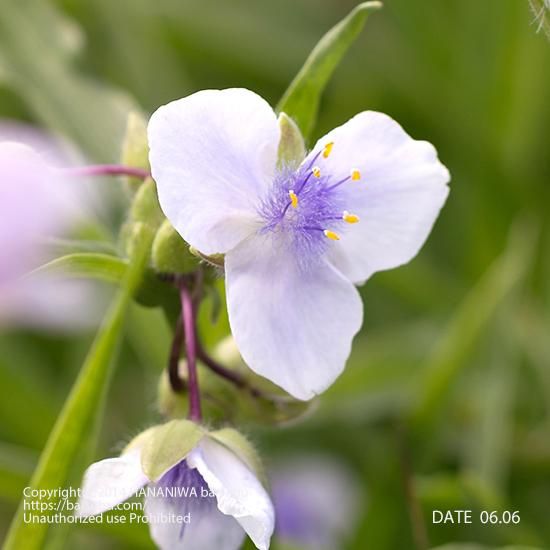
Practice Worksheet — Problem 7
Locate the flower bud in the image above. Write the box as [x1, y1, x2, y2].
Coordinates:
[120, 177, 164, 259]
[129, 177, 164, 228]
[211, 336, 317, 426]
[158, 337, 316, 427]
[120, 111, 150, 188]
[277, 112, 306, 168]
[157, 366, 188, 419]
[157, 360, 238, 423]
[152, 219, 200, 274]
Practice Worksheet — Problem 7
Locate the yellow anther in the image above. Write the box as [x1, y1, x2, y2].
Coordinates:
[342, 210, 360, 224]
[351, 168, 361, 181]
[323, 142, 334, 158]
[323, 229, 340, 241]
[289, 190, 299, 208]
[312, 166, 321, 178]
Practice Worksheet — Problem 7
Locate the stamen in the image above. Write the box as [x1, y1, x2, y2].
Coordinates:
[326, 175, 350, 192]
[351, 168, 361, 181]
[342, 210, 360, 224]
[295, 169, 314, 195]
[288, 190, 299, 208]
[306, 148, 323, 170]
[323, 142, 334, 158]
[312, 166, 321, 178]
[323, 229, 340, 241]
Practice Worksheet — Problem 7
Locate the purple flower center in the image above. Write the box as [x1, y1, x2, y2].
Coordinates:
[155, 459, 216, 538]
[158, 459, 215, 512]
[258, 145, 361, 263]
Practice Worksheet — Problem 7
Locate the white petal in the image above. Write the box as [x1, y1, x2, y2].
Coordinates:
[145, 490, 245, 550]
[77, 449, 148, 517]
[225, 232, 363, 400]
[187, 437, 275, 550]
[309, 111, 450, 283]
[148, 88, 280, 255]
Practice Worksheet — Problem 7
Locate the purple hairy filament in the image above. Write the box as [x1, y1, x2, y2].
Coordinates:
[258, 144, 361, 262]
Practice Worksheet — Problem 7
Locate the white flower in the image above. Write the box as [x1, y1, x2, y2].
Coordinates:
[148, 88, 450, 400]
[77, 424, 274, 550]
[0, 138, 99, 329]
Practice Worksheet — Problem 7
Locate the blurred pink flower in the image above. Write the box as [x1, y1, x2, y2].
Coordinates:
[0, 131, 101, 330]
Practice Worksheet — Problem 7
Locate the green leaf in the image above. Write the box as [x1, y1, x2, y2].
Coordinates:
[408, 219, 538, 430]
[3, 223, 154, 550]
[0, 442, 35, 502]
[38, 237, 118, 257]
[30, 253, 128, 285]
[467, 321, 519, 490]
[140, 420, 205, 481]
[276, 1, 382, 140]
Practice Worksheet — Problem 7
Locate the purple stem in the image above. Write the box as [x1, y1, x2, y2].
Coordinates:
[195, 339, 262, 398]
[180, 284, 202, 422]
[168, 314, 186, 392]
[63, 164, 151, 180]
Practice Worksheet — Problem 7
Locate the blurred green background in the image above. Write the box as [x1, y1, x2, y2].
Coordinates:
[1, 0, 549, 549]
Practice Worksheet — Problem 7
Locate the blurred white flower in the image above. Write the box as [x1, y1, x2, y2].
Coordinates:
[270, 456, 362, 549]
[0, 129, 101, 330]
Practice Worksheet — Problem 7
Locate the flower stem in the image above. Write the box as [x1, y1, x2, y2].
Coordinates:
[180, 283, 202, 422]
[195, 338, 263, 398]
[64, 164, 150, 180]
[168, 314, 186, 392]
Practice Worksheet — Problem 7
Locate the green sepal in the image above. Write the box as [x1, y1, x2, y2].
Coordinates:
[122, 426, 159, 455]
[276, 1, 382, 140]
[120, 111, 150, 186]
[277, 112, 306, 168]
[208, 428, 266, 484]
[152, 219, 200, 274]
[140, 420, 205, 481]
[529, 0, 550, 38]
[189, 246, 225, 269]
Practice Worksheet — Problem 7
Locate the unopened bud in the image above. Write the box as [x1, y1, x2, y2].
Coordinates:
[152, 219, 199, 274]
